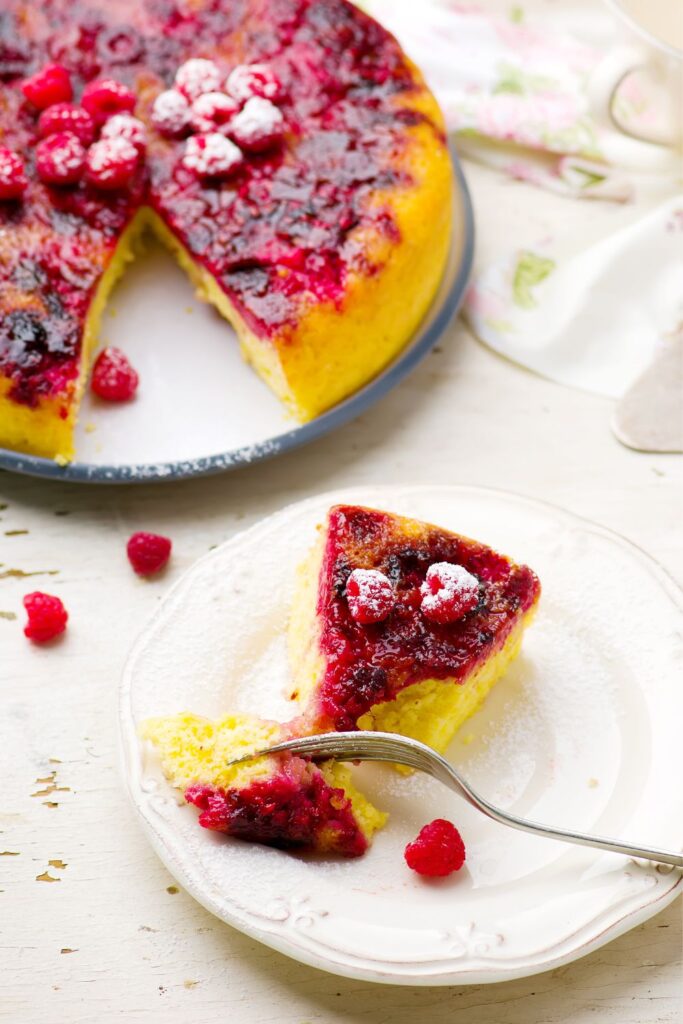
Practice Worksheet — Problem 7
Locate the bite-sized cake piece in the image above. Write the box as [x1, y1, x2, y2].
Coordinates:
[289, 505, 541, 752]
[0, 0, 452, 460]
[142, 712, 386, 856]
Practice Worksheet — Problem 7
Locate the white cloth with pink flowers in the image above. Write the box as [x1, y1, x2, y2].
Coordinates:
[363, 0, 681, 399]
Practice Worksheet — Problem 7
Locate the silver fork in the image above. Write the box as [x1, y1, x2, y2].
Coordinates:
[229, 731, 683, 868]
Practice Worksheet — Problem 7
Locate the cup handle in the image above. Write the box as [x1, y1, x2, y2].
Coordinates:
[587, 45, 679, 171]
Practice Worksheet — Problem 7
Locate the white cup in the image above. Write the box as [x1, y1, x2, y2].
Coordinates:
[589, 0, 683, 171]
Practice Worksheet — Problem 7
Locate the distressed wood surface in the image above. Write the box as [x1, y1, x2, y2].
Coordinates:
[1, 156, 681, 1022]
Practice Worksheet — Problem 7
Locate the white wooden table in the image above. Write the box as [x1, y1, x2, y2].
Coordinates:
[1, 158, 681, 1022]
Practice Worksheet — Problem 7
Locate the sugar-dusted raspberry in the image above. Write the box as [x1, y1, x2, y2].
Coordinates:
[38, 103, 96, 145]
[23, 592, 68, 644]
[91, 346, 139, 401]
[228, 96, 284, 153]
[151, 89, 191, 137]
[36, 132, 86, 186]
[85, 137, 139, 190]
[21, 63, 72, 109]
[404, 819, 466, 877]
[0, 147, 28, 200]
[226, 63, 283, 103]
[346, 568, 395, 624]
[81, 78, 136, 125]
[420, 562, 479, 624]
[182, 132, 243, 178]
[101, 113, 147, 152]
[175, 58, 221, 101]
[190, 91, 239, 133]
[127, 532, 172, 576]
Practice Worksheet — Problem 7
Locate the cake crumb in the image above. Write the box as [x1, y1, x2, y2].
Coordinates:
[461, 733, 475, 746]
[48, 859, 67, 869]
[84, 422, 97, 434]
[588, 777, 599, 788]
[183, 980, 199, 989]
[36, 871, 60, 883]
[60, 948, 77, 954]
[166, 885, 179, 894]
[53, 454, 69, 467]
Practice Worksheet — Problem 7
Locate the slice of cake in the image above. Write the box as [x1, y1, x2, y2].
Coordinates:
[142, 712, 385, 856]
[288, 505, 541, 752]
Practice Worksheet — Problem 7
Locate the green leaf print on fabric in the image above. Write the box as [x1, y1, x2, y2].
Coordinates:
[512, 252, 556, 309]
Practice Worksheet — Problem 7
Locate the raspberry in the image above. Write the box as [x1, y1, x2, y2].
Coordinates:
[35, 133, 86, 186]
[228, 97, 284, 152]
[0, 147, 28, 200]
[404, 819, 466, 877]
[100, 113, 147, 152]
[85, 137, 139, 190]
[91, 346, 139, 401]
[127, 532, 172, 576]
[175, 58, 221, 101]
[420, 562, 479, 624]
[151, 89, 191, 137]
[21, 63, 72, 109]
[226, 63, 283, 103]
[182, 133, 243, 178]
[38, 103, 96, 145]
[81, 78, 136, 125]
[190, 91, 239, 133]
[346, 569, 395, 624]
[23, 592, 68, 644]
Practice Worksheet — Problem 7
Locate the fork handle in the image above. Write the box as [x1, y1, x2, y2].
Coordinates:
[433, 757, 683, 868]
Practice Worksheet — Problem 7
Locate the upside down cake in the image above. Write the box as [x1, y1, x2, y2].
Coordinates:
[144, 506, 540, 856]
[0, 0, 453, 460]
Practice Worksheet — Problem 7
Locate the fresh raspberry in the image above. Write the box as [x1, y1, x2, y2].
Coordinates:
[23, 592, 68, 644]
[127, 532, 172, 576]
[81, 78, 136, 125]
[174, 58, 222, 101]
[21, 63, 72, 109]
[228, 97, 284, 152]
[346, 568, 395, 624]
[85, 137, 139, 190]
[226, 63, 283, 103]
[91, 346, 139, 401]
[404, 819, 466, 877]
[38, 103, 96, 145]
[0, 147, 28, 200]
[190, 91, 239, 133]
[420, 562, 479, 624]
[35, 132, 86, 186]
[151, 89, 191, 137]
[100, 113, 147, 152]
[182, 133, 243, 178]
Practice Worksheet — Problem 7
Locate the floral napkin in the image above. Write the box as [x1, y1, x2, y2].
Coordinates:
[363, 0, 682, 405]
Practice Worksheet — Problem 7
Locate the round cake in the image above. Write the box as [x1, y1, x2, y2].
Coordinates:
[0, 0, 453, 461]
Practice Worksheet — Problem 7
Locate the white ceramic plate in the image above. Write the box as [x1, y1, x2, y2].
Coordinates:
[0, 156, 473, 484]
[120, 485, 683, 985]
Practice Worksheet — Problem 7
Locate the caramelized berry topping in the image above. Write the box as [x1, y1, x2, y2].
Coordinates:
[36, 132, 87, 186]
[226, 63, 283, 103]
[127, 532, 172, 576]
[23, 591, 68, 643]
[190, 92, 239, 133]
[91, 346, 139, 401]
[228, 97, 284, 153]
[0, 147, 27, 200]
[81, 78, 136, 125]
[21, 63, 72, 109]
[182, 133, 242, 178]
[404, 819, 466, 877]
[346, 568, 395, 624]
[38, 103, 96, 145]
[420, 562, 479, 624]
[151, 89, 191, 137]
[85, 137, 138, 190]
[101, 113, 147, 152]
[175, 58, 221, 101]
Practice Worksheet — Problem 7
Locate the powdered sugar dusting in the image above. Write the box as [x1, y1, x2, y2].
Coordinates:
[175, 58, 222, 101]
[152, 89, 190, 136]
[420, 561, 479, 622]
[228, 96, 283, 150]
[182, 132, 243, 177]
